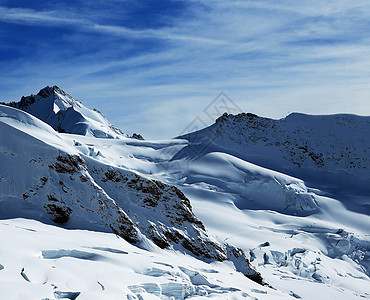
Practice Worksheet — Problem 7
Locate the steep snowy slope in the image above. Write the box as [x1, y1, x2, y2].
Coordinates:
[2, 86, 125, 139]
[178, 112, 370, 194]
[0, 104, 261, 283]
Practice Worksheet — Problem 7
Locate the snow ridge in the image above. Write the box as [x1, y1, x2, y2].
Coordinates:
[179, 112, 370, 192]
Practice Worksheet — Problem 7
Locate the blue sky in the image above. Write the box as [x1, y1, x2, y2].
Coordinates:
[0, 0, 369, 138]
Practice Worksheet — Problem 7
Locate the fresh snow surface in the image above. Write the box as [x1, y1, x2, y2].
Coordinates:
[0, 218, 294, 300]
[0, 88, 369, 299]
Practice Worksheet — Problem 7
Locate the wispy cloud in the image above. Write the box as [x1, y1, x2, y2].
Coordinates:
[0, 6, 226, 44]
[0, 1, 369, 138]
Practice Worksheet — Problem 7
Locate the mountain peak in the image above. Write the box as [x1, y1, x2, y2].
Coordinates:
[36, 85, 80, 114]
[215, 112, 262, 124]
[36, 85, 75, 102]
[37, 85, 58, 98]
[4, 86, 125, 139]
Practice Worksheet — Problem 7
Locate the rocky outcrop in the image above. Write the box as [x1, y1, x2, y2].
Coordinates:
[132, 133, 144, 140]
[49, 154, 87, 174]
[90, 163, 261, 281]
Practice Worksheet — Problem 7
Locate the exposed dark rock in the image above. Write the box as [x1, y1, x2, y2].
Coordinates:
[93, 166, 226, 262]
[109, 214, 140, 244]
[44, 195, 72, 224]
[247, 272, 264, 285]
[37, 86, 55, 98]
[152, 180, 165, 190]
[181, 238, 213, 259]
[127, 176, 163, 200]
[151, 236, 170, 249]
[142, 197, 158, 207]
[44, 204, 72, 224]
[101, 169, 128, 183]
[79, 175, 88, 182]
[259, 241, 270, 248]
[40, 177, 48, 185]
[2, 95, 36, 111]
[132, 133, 144, 140]
[49, 154, 86, 174]
[147, 225, 171, 249]
[226, 245, 263, 284]
[308, 152, 324, 166]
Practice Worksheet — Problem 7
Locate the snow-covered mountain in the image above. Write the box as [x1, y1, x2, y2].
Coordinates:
[0, 87, 369, 299]
[0, 103, 260, 282]
[2, 86, 126, 139]
[178, 112, 370, 191]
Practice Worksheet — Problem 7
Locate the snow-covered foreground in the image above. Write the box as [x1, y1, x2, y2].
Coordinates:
[0, 213, 368, 299]
[0, 218, 286, 300]
[0, 87, 369, 299]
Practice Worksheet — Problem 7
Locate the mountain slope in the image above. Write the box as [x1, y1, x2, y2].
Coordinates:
[177, 112, 370, 198]
[179, 151, 319, 216]
[0, 103, 261, 283]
